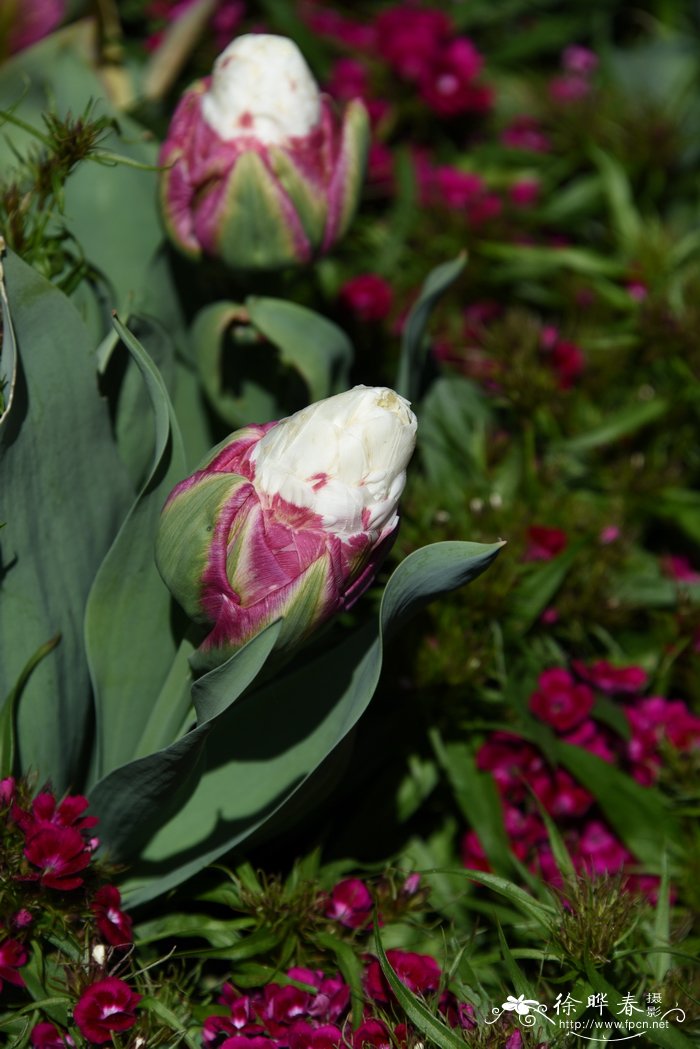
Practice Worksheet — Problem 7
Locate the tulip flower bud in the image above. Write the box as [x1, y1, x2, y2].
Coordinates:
[159, 33, 369, 271]
[156, 387, 417, 667]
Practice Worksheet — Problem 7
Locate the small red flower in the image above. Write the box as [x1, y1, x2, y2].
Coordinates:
[529, 667, 595, 732]
[0, 937, 28, 990]
[91, 885, 133, 946]
[30, 1021, 75, 1048]
[23, 824, 92, 890]
[326, 878, 373, 928]
[73, 976, 141, 1044]
[339, 274, 393, 323]
[364, 949, 441, 1003]
[524, 525, 568, 561]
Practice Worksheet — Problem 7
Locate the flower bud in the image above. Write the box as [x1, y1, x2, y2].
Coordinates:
[156, 387, 417, 667]
[159, 33, 369, 271]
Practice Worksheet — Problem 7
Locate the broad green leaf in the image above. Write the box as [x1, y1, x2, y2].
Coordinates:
[0, 250, 133, 791]
[84, 318, 187, 781]
[246, 297, 353, 402]
[192, 300, 288, 428]
[396, 255, 466, 402]
[0, 246, 17, 423]
[0, 636, 60, 779]
[555, 743, 679, 867]
[119, 541, 503, 905]
[0, 27, 162, 316]
[87, 621, 283, 862]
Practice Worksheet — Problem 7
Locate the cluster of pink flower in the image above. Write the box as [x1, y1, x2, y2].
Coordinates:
[462, 663, 700, 889]
[145, 0, 246, 52]
[311, 3, 491, 120]
[435, 301, 586, 391]
[0, 778, 139, 1046]
[202, 947, 477, 1049]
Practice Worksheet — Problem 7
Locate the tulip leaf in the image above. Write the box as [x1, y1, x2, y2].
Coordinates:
[0, 248, 17, 426]
[246, 297, 353, 402]
[0, 250, 133, 792]
[118, 539, 503, 906]
[192, 301, 287, 428]
[88, 620, 283, 862]
[84, 317, 187, 782]
[396, 254, 467, 403]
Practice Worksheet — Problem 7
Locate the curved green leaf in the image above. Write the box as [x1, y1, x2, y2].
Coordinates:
[246, 296, 353, 402]
[0, 250, 133, 791]
[119, 540, 503, 906]
[84, 317, 187, 782]
[88, 620, 284, 862]
[395, 254, 466, 402]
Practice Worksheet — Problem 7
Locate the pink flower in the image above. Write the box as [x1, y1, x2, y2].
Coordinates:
[0, 776, 15, 807]
[563, 719, 617, 763]
[305, 6, 376, 51]
[30, 1023, 75, 1049]
[364, 949, 441, 1003]
[460, 829, 491, 872]
[353, 1018, 392, 1049]
[662, 554, 700, 582]
[599, 525, 621, 544]
[509, 178, 540, 208]
[0, 938, 28, 990]
[433, 167, 484, 209]
[326, 58, 369, 103]
[326, 878, 373, 928]
[23, 825, 92, 890]
[563, 45, 598, 75]
[375, 6, 453, 82]
[529, 667, 595, 732]
[3, 0, 64, 54]
[501, 116, 551, 153]
[533, 768, 593, 818]
[467, 192, 502, 226]
[419, 38, 491, 118]
[524, 525, 568, 561]
[91, 885, 133, 947]
[572, 660, 647, 695]
[339, 274, 393, 322]
[577, 820, 630, 875]
[12, 908, 34, 929]
[366, 142, 394, 191]
[476, 733, 545, 799]
[73, 977, 141, 1044]
[549, 339, 585, 389]
[549, 74, 592, 104]
[289, 1022, 343, 1049]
